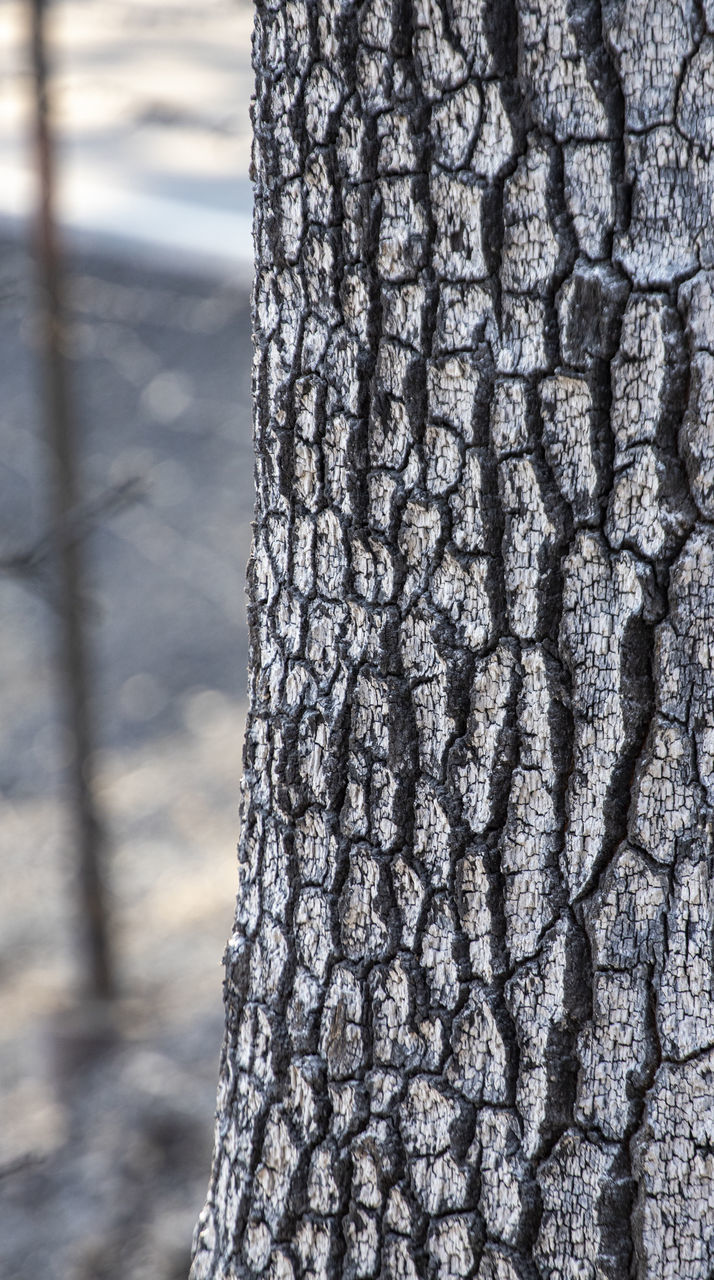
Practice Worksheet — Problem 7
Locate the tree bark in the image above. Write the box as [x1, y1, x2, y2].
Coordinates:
[192, 1, 714, 1276]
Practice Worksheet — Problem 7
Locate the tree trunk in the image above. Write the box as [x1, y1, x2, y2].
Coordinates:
[192, 1, 714, 1276]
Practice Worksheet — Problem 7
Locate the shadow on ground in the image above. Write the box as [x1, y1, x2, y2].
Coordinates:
[0, 239, 253, 1279]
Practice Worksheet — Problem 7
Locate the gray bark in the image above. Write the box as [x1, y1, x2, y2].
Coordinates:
[191, 1, 714, 1276]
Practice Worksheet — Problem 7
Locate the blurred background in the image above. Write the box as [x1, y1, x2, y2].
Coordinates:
[0, 2, 254, 1275]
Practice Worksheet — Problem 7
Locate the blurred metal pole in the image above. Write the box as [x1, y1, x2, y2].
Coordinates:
[29, 0, 113, 999]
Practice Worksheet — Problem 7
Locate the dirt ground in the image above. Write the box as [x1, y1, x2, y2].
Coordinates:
[0, 4, 255, 1272]
[0, 241, 254, 1278]
[0, 0, 254, 269]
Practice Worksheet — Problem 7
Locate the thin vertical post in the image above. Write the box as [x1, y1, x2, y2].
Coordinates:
[29, 0, 113, 999]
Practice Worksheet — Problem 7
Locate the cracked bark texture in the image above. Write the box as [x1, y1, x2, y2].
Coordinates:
[191, 1, 714, 1276]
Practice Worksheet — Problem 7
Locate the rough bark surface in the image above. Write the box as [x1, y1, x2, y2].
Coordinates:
[192, 2, 714, 1276]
